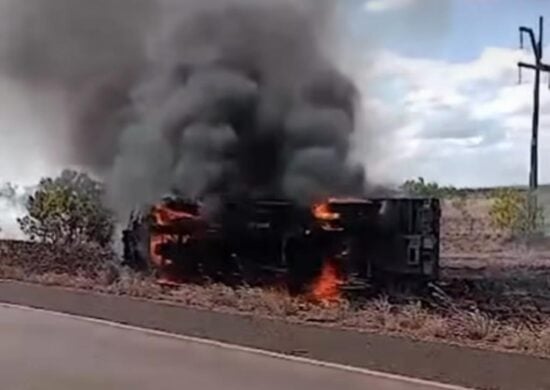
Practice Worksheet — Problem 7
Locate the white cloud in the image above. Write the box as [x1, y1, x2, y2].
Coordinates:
[357, 46, 550, 187]
[364, 0, 415, 12]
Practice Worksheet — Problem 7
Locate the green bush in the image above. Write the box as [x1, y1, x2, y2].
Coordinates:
[17, 170, 114, 247]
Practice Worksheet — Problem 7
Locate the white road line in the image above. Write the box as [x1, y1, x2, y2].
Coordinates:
[0, 302, 472, 390]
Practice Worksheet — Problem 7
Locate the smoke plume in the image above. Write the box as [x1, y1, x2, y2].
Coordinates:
[0, 183, 32, 239]
[0, 0, 367, 218]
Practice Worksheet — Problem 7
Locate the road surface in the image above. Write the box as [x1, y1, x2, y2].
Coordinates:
[0, 305, 464, 390]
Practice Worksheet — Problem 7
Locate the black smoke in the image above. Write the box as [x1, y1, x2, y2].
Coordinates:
[0, 0, 367, 217]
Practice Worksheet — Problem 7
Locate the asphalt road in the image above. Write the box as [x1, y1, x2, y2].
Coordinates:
[0, 305, 463, 390]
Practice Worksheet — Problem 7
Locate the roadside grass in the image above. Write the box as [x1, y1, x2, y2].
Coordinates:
[2, 262, 550, 359]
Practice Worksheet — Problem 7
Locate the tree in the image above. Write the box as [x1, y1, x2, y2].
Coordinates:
[401, 177, 460, 199]
[17, 170, 114, 247]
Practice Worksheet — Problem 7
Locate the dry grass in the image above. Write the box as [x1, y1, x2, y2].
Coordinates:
[3, 221, 550, 360]
[458, 309, 501, 341]
[2, 260, 550, 358]
[441, 198, 512, 255]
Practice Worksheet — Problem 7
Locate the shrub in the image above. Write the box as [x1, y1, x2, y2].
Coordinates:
[489, 188, 544, 237]
[17, 169, 114, 247]
[401, 177, 458, 199]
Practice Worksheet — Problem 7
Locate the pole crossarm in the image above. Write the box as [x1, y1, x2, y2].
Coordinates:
[518, 61, 550, 73]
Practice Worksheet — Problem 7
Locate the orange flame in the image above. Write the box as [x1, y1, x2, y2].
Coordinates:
[312, 202, 340, 221]
[312, 201, 342, 232]
[152, 204, 199, 226]
[149, 233, 166, 267]
[149, 203, 199, 270]
[311, 259, 343, 304]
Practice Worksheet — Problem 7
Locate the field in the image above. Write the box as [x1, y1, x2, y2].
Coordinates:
[440, 198, 550, 331]
[1, 196, 550, 358]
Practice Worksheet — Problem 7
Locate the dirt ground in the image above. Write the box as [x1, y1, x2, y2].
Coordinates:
[442, 198, 516, 255]
[439, 198, 550, 320]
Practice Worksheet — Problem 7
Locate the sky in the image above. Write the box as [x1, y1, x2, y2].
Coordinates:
[351, 0, 550, 187]
[0, 0, 549, 190]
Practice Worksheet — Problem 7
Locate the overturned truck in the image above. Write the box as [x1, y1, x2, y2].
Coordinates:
[122, 197, 441, 297]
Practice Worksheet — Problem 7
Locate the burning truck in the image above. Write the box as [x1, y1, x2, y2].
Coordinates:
[5, 0, 442, 299]
[122, 196, 441, 300]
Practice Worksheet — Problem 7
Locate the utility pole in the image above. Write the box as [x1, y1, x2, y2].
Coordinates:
[518, 16, 550, 230]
